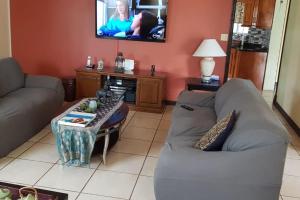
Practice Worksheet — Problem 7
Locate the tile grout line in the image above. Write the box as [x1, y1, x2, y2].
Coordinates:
[128, 109, 166, 200]
[95, 168, 146, 176]
[0, 128, 52, 171]
[33, 162, 56, 186]
[75, 110, 138, 200]
[33, 185, 79, 194]
[74, 167, 98, 200]
[0, 157, 16, 171]
[11, 157, 59, 165]
[281, 195, 300, 199]
[101, 150, 147, 157]
[79, 192, 127, 200]
[283, 174, 300, 178]
[290, 142, 300, 157]
[119, 110, 136, 136]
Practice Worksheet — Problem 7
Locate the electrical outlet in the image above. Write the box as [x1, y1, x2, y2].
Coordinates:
[220, 34, 228, 41]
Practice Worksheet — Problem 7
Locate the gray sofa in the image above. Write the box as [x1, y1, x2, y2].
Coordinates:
[0, 57, 64, 157]
[154, 79, 289, 200]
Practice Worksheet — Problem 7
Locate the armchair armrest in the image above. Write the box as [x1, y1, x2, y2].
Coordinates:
[177, 90, 215, 107]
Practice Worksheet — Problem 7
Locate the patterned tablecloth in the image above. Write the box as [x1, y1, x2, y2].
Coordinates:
[51, 98, 123, 166]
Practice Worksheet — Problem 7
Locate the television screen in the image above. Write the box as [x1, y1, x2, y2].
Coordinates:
[96, 0, 168, 42]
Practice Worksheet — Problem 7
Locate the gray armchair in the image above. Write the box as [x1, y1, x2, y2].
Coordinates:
[0, 57, 64, 157]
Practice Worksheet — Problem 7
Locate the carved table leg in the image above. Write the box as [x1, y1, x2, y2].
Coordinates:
[102, 130, 110, 165]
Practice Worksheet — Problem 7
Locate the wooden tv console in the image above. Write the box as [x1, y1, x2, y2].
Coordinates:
[75, 68, 166, 113]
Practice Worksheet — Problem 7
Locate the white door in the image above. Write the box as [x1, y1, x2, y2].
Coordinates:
[0, 0, 12, 58]
[263, 0, 290, 91]
[276, 0, 300, 127]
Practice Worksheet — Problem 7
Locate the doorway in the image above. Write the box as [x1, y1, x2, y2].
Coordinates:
[224, 0, 290, 96]
[263, 0, 290, 91]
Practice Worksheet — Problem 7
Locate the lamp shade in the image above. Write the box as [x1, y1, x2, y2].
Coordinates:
[193, 39, 226, 57]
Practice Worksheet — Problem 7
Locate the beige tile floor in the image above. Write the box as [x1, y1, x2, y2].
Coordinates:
[0, 92, 299, 200]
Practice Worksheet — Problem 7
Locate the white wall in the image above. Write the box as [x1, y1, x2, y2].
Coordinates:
[263, 0, 290, 91]
[277, 0, 300, 127]
[0, 0, 11, 58]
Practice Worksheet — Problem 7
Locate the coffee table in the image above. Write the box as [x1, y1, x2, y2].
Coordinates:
[97, 103, 129, 164]
[52, 99, 129, 166]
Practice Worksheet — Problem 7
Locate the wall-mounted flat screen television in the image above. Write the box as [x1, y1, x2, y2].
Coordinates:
[96, 0, 168, 42]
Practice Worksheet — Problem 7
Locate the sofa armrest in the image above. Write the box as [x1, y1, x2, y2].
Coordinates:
[25, 75, 65, 101]
[154, 143, 286, 200]
[25, 75, 60, 90]
[177, 90, 215, 107]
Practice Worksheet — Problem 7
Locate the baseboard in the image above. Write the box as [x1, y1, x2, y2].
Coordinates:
[273, 100, 300, 137]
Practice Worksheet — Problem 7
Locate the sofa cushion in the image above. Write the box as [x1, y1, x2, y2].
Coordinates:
[214, 79, 251, 117]
[0, 83, 64, 157]
[177, 90, 216, 108]
[0, 58, 25, 97]
[0, 88, 58, 121]
[169, 104, 217, 139]
[214, 79, 289, 151]
[194, 110, 236, 151]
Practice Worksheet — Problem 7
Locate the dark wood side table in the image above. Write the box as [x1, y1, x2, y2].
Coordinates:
[186, 78, 221, 91]
[62, 76, 76, 102]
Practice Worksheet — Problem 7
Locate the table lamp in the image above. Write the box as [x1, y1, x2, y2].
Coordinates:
[193, 39, 226, 83]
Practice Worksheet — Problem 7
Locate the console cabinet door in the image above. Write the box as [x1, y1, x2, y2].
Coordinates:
[76, 72, 101, 98]
[136, 78, 163, 108]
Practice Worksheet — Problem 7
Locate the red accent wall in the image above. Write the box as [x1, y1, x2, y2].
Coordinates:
[10, 0, 232, 101]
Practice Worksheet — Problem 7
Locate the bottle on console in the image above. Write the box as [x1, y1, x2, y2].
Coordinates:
[86, 56, 93, 69]
[115, 52, 125, 73]
[97, 59, 104, 71]
[151, 65, 156, 76]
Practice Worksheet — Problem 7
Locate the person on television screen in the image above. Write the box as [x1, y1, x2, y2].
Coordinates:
[98, 0, 134, 37]
[130, 10, 159, 39]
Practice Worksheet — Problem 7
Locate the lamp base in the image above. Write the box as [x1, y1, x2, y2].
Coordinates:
[200, 57, 215, 83]
[201, 75, 212, 83]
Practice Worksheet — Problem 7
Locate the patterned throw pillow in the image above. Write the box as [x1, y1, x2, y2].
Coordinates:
[194, 110, 236, 151]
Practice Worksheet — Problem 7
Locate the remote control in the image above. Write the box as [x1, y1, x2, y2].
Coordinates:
[180, 105, 194, 111]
